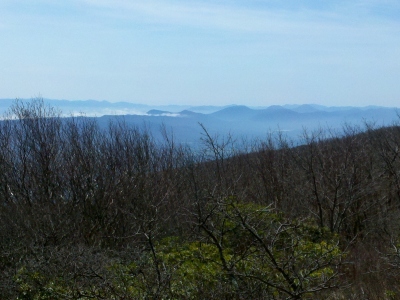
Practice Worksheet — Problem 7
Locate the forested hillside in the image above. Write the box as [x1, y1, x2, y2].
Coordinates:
[1, 99, 400, 299]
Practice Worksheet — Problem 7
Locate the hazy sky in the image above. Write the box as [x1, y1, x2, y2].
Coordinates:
[1, 0, 400, 106]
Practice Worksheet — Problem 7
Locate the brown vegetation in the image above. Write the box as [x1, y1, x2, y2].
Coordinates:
[1, 98, 400, 299]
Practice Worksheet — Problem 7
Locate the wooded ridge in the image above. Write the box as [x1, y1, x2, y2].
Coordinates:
[1, 99, 400, 299]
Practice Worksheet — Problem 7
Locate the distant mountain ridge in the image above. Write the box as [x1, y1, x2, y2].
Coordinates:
[0, 99, 398, 147]
[0, 98, 397, 116]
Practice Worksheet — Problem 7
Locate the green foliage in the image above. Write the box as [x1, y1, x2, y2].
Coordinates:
[157, 237, 229, 298]
[15, 267, 77, 300]
[109, 201, 343, 299]
[385, 290, 397, 299]
[199, 198, 343, 298]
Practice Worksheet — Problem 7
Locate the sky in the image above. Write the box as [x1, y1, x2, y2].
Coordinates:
[1, 0, 400, 107]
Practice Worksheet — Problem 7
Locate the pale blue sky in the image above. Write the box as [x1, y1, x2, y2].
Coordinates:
[1, 0, 399, 106]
